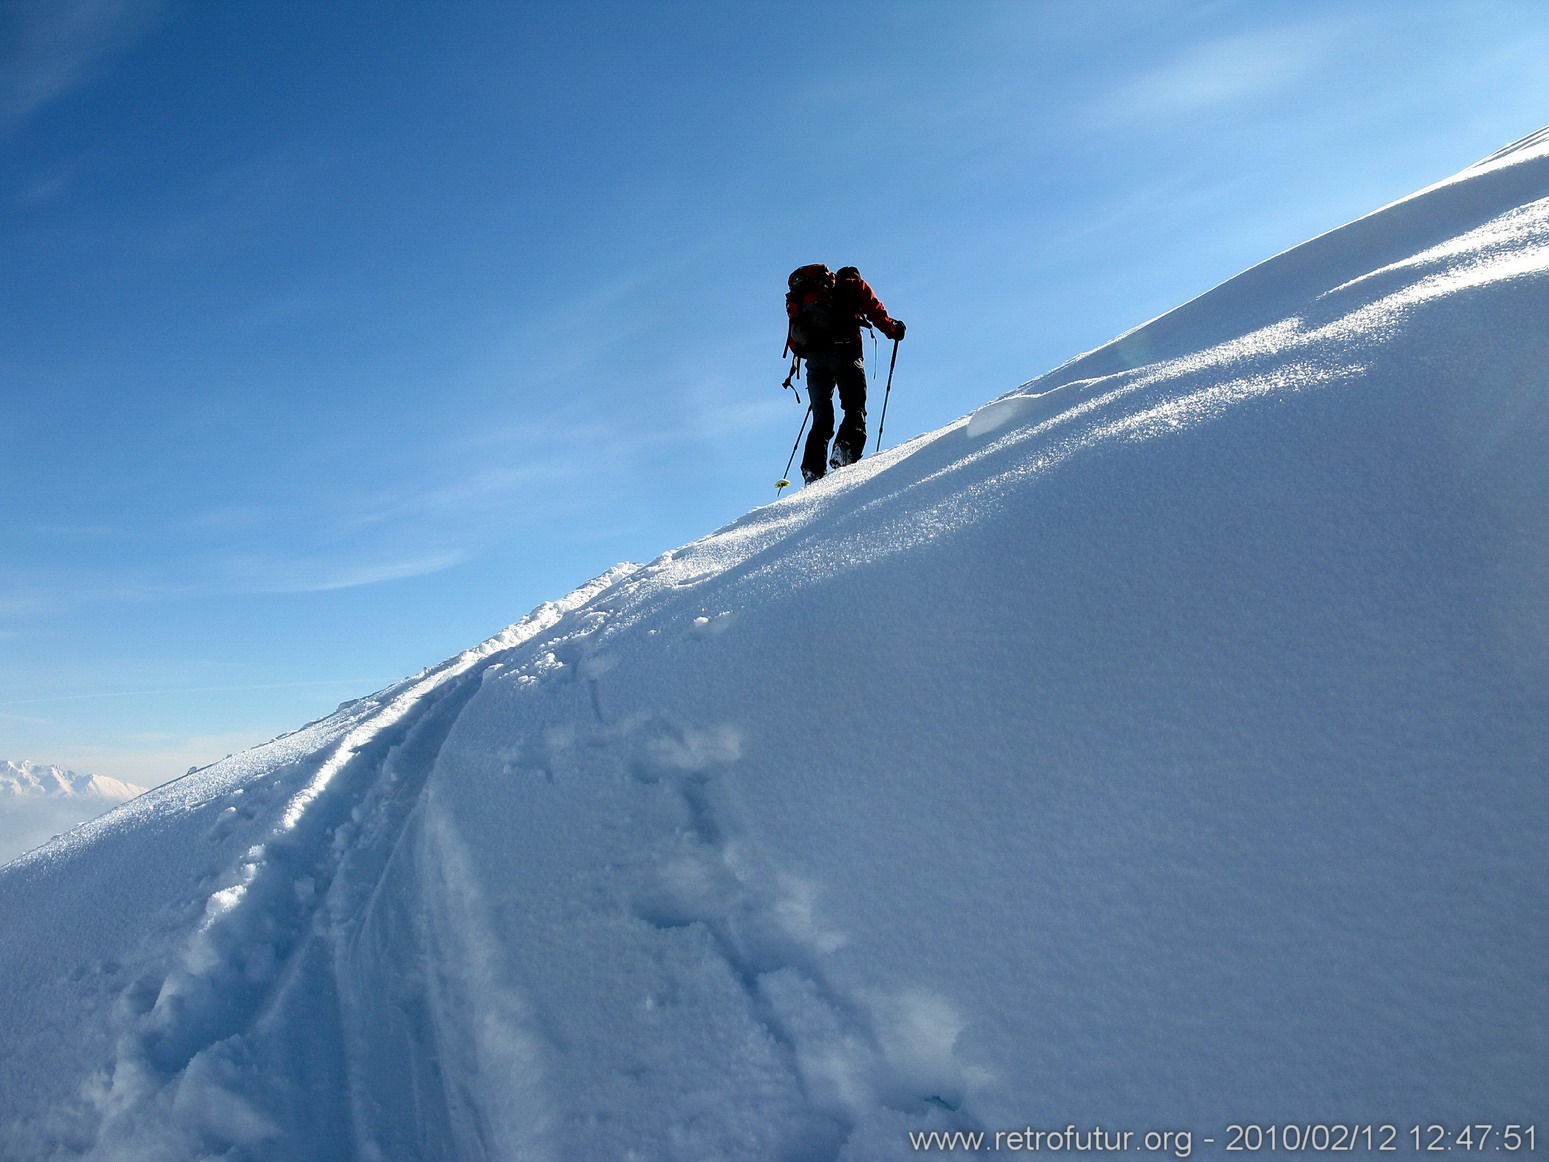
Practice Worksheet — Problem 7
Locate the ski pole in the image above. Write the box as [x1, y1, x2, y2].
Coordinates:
[875, 338, 900, 452]
[775, 405, 812, 494]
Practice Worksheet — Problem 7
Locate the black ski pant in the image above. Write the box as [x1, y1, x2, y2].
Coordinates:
[801, 342, 867, 481]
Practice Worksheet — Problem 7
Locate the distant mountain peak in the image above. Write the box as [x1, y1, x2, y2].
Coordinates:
[0, 760, 146, 803]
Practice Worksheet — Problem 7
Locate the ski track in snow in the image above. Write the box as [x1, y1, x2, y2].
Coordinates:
[3, 131, 1549, 1159]
[41, 571, 640, 1159]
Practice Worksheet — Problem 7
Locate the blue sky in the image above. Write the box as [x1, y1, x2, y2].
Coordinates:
[5, 0, 1548, 785]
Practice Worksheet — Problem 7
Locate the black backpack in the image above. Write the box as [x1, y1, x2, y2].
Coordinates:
[786, 264, 841, 357]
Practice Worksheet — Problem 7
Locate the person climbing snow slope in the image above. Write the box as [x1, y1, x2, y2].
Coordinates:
[784, 264, 905, 483]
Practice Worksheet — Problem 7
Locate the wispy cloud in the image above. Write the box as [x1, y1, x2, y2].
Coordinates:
[4, 250, 742, 627]
[0, 710, 52, 725]
[329, 459, 585, 534]
[243, 550, 471, 594]
[1085, 19, 1354, 129]
[0, 0, 164, 136]
[1, 679, 372, 707]
[0, 544, 468, 620]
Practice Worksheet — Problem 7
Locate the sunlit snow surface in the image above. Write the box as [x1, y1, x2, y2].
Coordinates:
[3, 133, 1548, 1160]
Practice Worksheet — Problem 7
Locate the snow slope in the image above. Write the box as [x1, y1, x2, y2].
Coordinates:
[0, 761, 146, 867]
[3, 131, 1548, 1160]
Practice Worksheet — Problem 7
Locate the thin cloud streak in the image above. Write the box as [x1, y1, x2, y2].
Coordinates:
[0, 544, 472, 618]
[0, 0, 164, 135]
[1084, 19, 1355, 129]
[2, 679, 376, 707]
[252, 551, 472, 593]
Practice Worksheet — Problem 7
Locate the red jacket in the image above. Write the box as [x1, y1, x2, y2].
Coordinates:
[786, 269, 903, 351]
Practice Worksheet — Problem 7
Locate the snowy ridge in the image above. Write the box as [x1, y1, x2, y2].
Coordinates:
[2, 133, 1548, 1159]
[1473, 123, 1549, 167]
[1008, 120, 1549, 404]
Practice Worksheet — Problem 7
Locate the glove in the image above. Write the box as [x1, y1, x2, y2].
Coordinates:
[888, 319, 906, 341]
